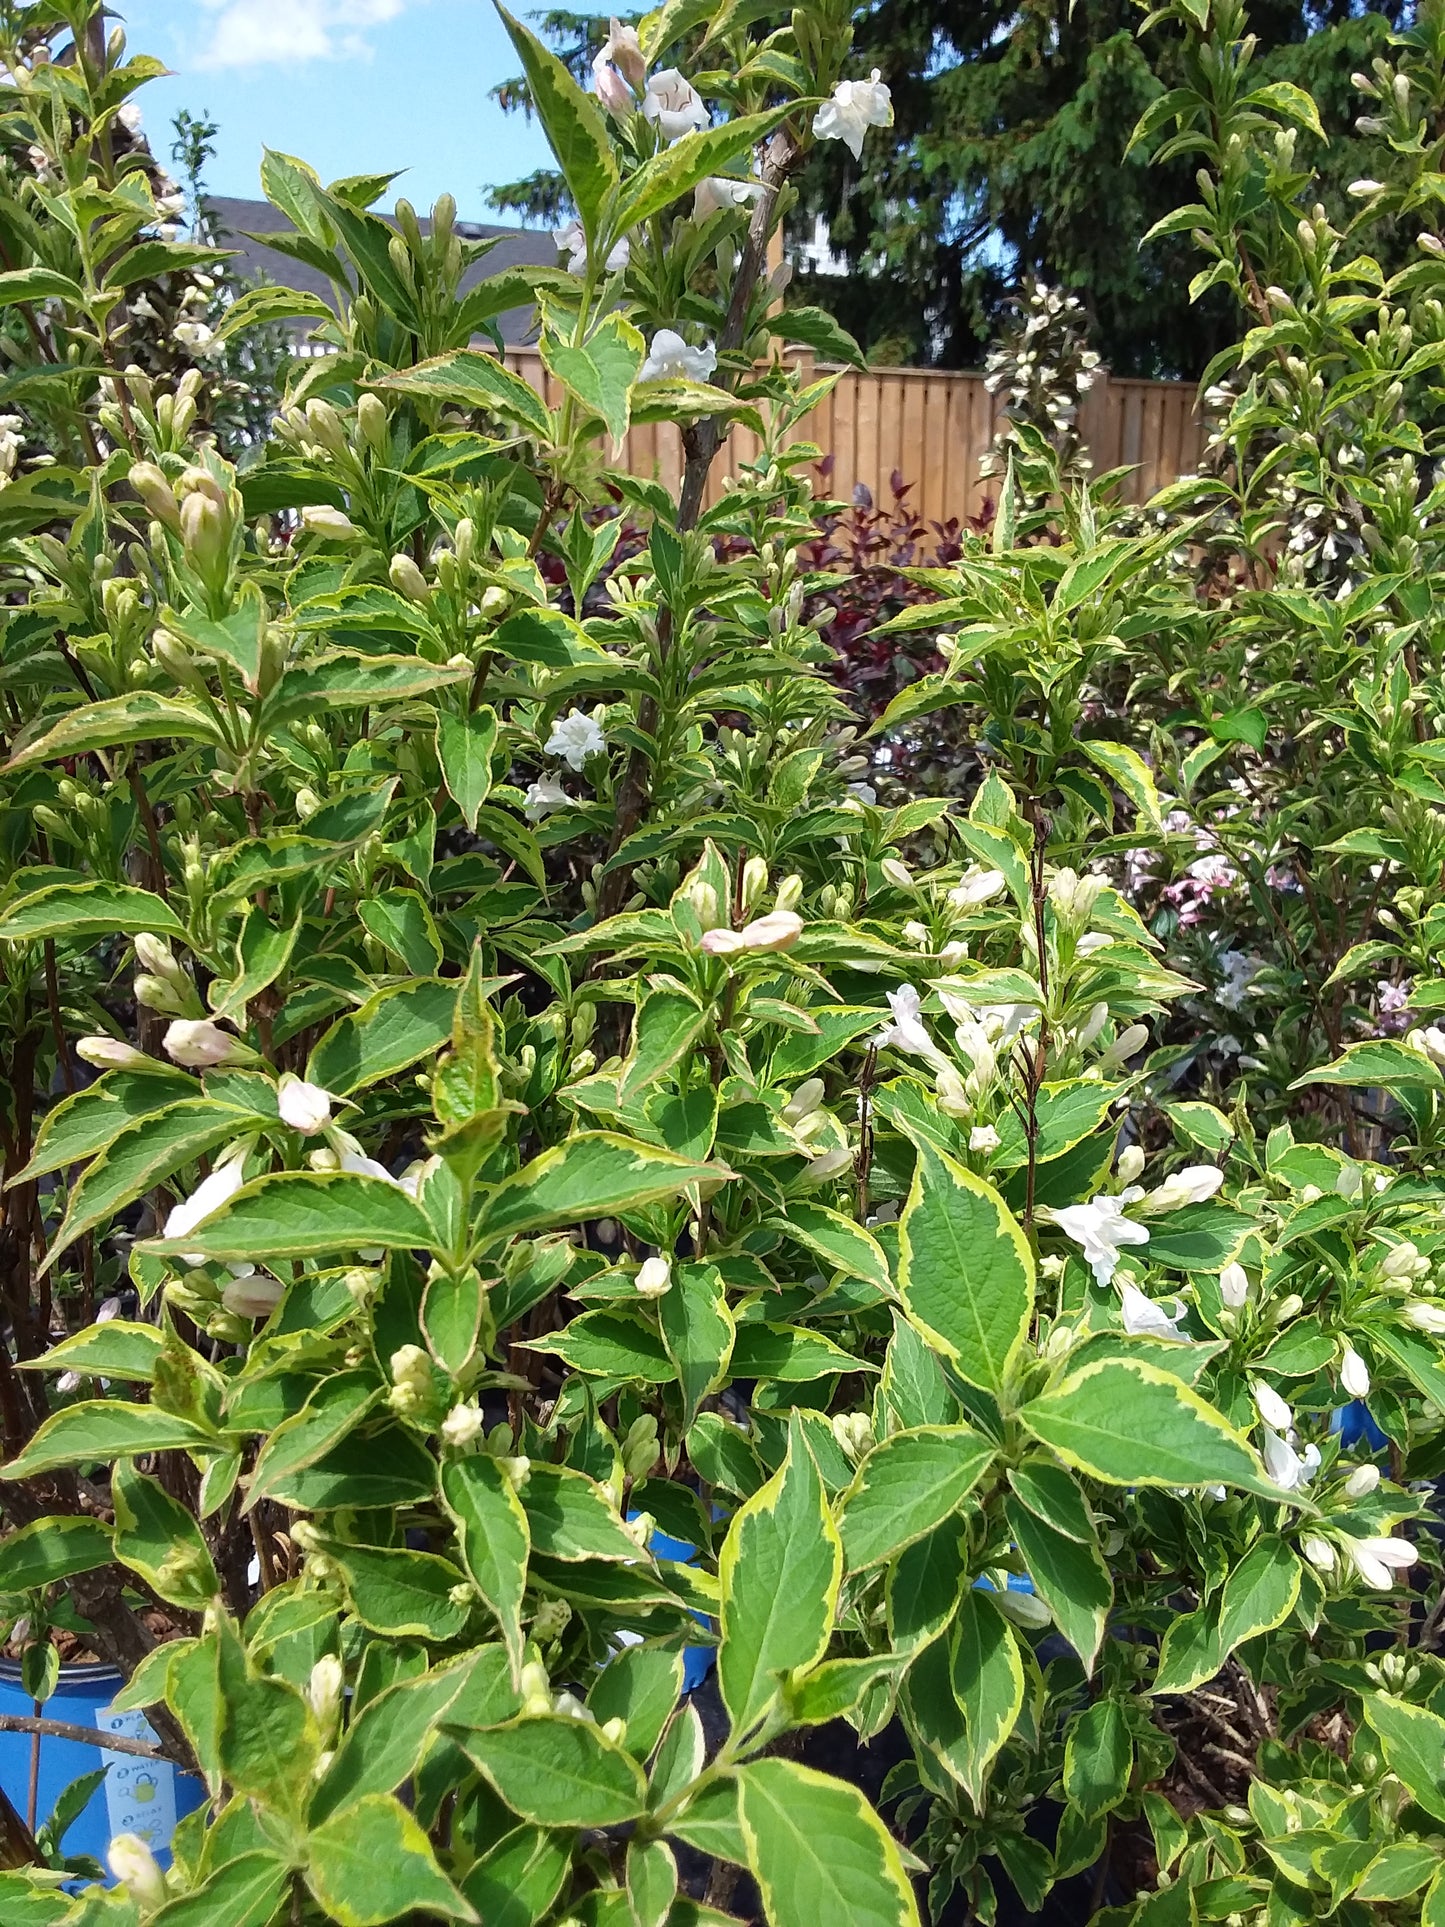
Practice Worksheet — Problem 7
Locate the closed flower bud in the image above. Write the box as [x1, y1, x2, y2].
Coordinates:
[221, 1270, 285, 1319]
[1406, 1300, 1445, 1333]
[302, 505, 358, 541]
[774, 874, 804, 913]
[357, 392, 388, 452]
[1302, 1535, 1336, 1571]
[277, 1073, 333, 1136]
[76, 1035, 149, 1070]
[880, 857, 914, 890]
[135, 931, 181, 980]
[109, 1833, 166, 1910]
[1340, 1346, 1371, 1399]
[740, 854, 769, 912]
[1344, 1463, 1380, 1499]
[306, 1653, 344, 1733]
[128, 460, 179, 530]
[1218, 1262, 1249, 1309]
[636, 1255, 672, 1298]
[163, 1019, 252, 1068]
[441, 1402, 485, 1450]
[740, 909, 804, 952]
[134, 972, 188, 1016]
[389, 552, 429, 602]
[1116, 1144, 1145, 1185]
[782, 1078, 826, 1124]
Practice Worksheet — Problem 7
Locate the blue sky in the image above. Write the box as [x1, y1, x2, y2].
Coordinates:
[118, 1, 562, 224]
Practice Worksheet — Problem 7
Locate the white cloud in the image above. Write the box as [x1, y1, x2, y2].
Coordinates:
[196, 0, 410, 69]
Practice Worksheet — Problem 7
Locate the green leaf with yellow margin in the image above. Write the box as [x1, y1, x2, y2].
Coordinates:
[305, 1792, 477, 1924]
[718, 1412, 842, 1740]
[897, 1140, 1034, 1394]
[737, 1757, 921, 1927]
[1020, 1358, 1274, 1495]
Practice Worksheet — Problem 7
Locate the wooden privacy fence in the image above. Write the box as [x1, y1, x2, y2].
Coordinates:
[504, 348, 1205, 526]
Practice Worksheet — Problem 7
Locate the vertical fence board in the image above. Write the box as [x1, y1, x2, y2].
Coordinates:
[501, 352, 1203, 527]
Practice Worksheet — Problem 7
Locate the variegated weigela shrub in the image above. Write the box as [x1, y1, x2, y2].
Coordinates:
[2, 2, 1445, 1925]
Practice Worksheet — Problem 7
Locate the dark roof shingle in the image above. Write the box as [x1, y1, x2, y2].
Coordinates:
[206, 196, 555, 345]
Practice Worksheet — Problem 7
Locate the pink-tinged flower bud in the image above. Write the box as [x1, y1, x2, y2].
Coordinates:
[738, 909, 804, 952]
[162, 1019, 251, 1068]
[221, 1270, 285, 1319]
[593, 55, 632, 115]
[603, 16, 646, 89]
[699, 926, 748, 955]
[75, 1035, 149, 1070]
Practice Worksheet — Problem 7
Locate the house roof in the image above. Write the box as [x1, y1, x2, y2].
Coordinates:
[206, 197, 556, 345]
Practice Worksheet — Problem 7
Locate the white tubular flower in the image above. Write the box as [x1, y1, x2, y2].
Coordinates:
[1345, 1535, 1417, 1589]
[163, 1018, 250, 1068]
[641, 67, 710, 141]
[75, 1035, 149, 1070]
[523, 777, 571, 823]
[638, 327, 717, 383]
[1261, 1427, 1320, 1493]
[545, 708, 607, 770]
[1344, 1462, 1381, 1499]
[948, 868, 1006, 909]
[1340, 1346, 1371, 1399]
[221, 1270, 285, 1319]
[875, 984, 942, 1060]
[635, 1256, 672, 1298]
[277, 1073, 332, 1136]
[339, 1148, 398, 1183]
[1119, 1282, 1187, 1341]
[811, 68, 893, 160]
[163, 1152, 249, 1265]
[109, 1834, 166, 1910]
[1218, 1261, 1250, 1310]
[693, 175, 762, 221]
[553, 219, 631, 276]
[1405, 1301, 1445, 1333]
[441, 1402, 485, 1450]
[1251, 1379, 1294, 1433]
[172, 317, 218, 359]
[1049, 1193, 1150, 1288]
[1137, 1164, 1223, 1215]
[1116, 1144, 1146, 1186]
[969, 1124, 1001, 1154]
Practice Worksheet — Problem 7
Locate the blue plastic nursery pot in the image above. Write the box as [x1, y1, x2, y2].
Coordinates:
[0, 1660, 204, 1873]
[1333, 1400, 1389, 1454]
[632, 1519, 716, 1692]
